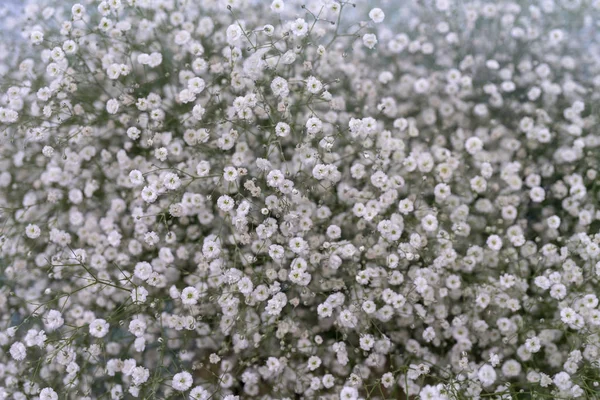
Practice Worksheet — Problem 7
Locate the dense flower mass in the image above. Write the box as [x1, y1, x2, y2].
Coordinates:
[1, 0, 600, 399]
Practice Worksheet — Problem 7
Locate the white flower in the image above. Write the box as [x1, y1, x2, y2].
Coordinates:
[25, 224, 41, 239]
[413, 78, 430, 93]
[338, 309, 357, 328]
[174, 30, 191, 46]
[368, 8, 385, 23]
[271, 77, 289, 97]
[307, 355, 322, 371]
[530, 186, 546, 202]
[306, 76, 323, 94]
[478, 364, 497, 386]
[181, 287, 199, 305]
[196, 160, 211, 176]
[129, 170, 144, 186]
[134, 262, 152, 281]
[501, 359, 522, 377]
[192, 104, 205, 120]
[237, 277, 254, 295]
[141, 186, 158, 203]
[270, 0, 284, 13]
[226, 24, 243, 45]
[0, 108, 19, 123]
[148, 52, 163, 67]
[421, 214, 438, 232]
[188, 77, 206, 94]
[71, 3, 85, 19]
[107, 63, 121, 79]
[359, 334, 374, 351]
[155, 147, 168, 161]
[561, 307, 578, 324]
[465, 137, 483, 155]
[525, 337, 541, 353]
[106, 99, 119, 114]
[9, 342, 26, 360]
[42, 145, 54, 157]
[129, 319, 147, 338]
[163, 173, 181, 190]
[30, 31, 44, 45]
[44, 310, 64, 331]
[89, 319, 109, 338]
[423, 327, 436, 342]
[275, 122, 290, 137]
[317, 302, 333, 318]
[179, 89, 195, 103]
[322, 374, 335, 388]
[291, 18, 308, 37]
[190, 386, 210, 400]
[172, 371, 193, 391]
[217, 195, 235, 212]
[306, 117, 323, 134]
[263, 24, 275, 36]
[40, 388, 58, 400]
[486, 235, 503, 251]
[223, 166, 238, 182]
[132, 366, 150, 386]
[362, 33, 378, 49]
[340, 386, 358, 400]
[127, 127, 141, 140]
[266, 292, 287, 316]
[131, 287, 149, 303]
[62, 40, 77, 54]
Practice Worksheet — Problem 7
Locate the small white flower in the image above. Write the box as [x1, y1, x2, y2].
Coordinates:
[89, 319, 110, 338]
[486, 235, 503, 251]
[478, 364, 497, 386]
[306, 76, 323, 94]
[226, 24, 243, 45]
[30, 31, 44, 45]
[9, 342, 26, 360]
[71, 3, 85, 19]
[368, 8, 385, 23]
[306, 117, 323, 134]
[129, 170, 144, 186]
[275, 122, 290, 137]
[362, 33, 378, 49]
[25, 224, 41, 239]
[141, 186, 158, 203]
[192, 104, 205, 120]
[181, 287, 200, 305]
[307, 355, 322, 371]
[291, 18, 308, 37]
[188, 77, 206, 94]
[106, 99, 119, 114]
[223, 166, 238, 182]
[217, 195, 235, 212]
[163, 172, 181, 190]
[421, 214, 438, 232]
[134, 262, 153, 281]
[40, 388, 58, 400]
[172, 371, 193, 391]
[270, 0, 284, 13]
[44, 310, 64, 331]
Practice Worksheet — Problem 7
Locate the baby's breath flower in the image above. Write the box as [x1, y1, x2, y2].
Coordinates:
[39, 388, 58, 400]
[172, 371, 193, 391]
[25, 224, 41, 239]
[89, 319, 109, 338]
[369, 8, 385, 24]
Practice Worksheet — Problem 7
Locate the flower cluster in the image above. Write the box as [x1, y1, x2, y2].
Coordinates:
[1, 0, 600, 399]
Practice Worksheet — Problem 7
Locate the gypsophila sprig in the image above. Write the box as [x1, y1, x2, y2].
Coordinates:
[1, 0, 600, 399]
